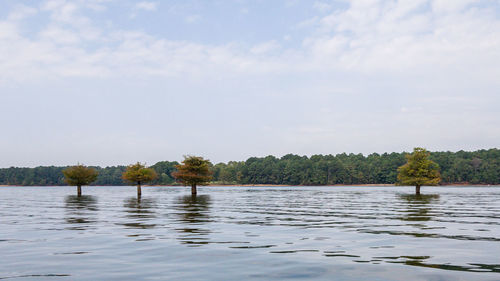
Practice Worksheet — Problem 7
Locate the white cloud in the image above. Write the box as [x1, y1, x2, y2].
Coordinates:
[84, 0, 110, 12]
[39, 25, 81, 45]
[250, 41, 281, 55]
[135, 1, 157, 11]
[1, 0, 500, 166]
[42, 0, 79, 22]
[7, 4, 38, 21]
[313, 1, 332, 13]
[432, 0, 479, 13]
[1, 0, 499, 84]
[301, 0, 500, 77]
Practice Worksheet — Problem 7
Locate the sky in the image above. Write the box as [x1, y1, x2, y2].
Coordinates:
[1, 0, 499, 168]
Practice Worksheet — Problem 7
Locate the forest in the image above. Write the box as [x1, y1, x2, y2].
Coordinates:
[0, 149, 498, 186]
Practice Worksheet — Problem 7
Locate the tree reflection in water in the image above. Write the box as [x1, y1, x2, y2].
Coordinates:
[64, 195, 98, 229]
[173, 195, 211, 246]
[121, 197, 157, 229]
[398, 194, 440, 222]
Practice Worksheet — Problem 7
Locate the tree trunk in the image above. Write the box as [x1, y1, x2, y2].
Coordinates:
[191, 184, 197, 195]
[416, 185, 421, 195]
[77, 185, 82, 197]
[137, 181, 142, 198]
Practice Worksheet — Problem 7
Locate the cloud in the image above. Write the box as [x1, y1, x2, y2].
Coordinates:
[1, 0, 500, 166]
[135, 1, 157, 11]
[84, 0, 110, 12]
[250, 41, 281, 55]
[39, 25, 81, 45]
[1, 0, 499, 83]
[301, 0, 500, 77]
[312, 1, 332, 13]
[7, 4, 38, 21]
[432, 0, 480, 13]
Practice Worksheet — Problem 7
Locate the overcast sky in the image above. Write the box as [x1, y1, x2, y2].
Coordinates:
[1, 0, 499, 167]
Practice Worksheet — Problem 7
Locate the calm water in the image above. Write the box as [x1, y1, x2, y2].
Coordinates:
[1, 186, 500, 281]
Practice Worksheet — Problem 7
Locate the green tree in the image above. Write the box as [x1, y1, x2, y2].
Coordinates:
[397, 148, 441, 194]
[122, 163, 158, 197]
[172, 156, 213, 195]
[150, 161, 179, 185]
[2, 149, 500, 187]
[62, 165, 98, 197]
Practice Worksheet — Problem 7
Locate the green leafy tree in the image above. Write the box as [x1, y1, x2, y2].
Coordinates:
[397, 148, 441, 194]
[122, 163, 158, 197]
[62, 165, 98, 197]
[3, 149, 500, 187]
[150, 161, 179, 185]
[172, 156, 213, 195]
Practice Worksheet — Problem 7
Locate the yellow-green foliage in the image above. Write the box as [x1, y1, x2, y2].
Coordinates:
[122, 162, 158, 184]
[172, 156, 213, 186]
[62, 165, 98, 186]
[397, 148, 441, 186]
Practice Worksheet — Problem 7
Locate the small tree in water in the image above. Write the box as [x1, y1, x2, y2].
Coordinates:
[122, 163, 158, 198]
[397, 147, 441, 194]
[62, 165, 98, 197]
[172, 156, 213, 195]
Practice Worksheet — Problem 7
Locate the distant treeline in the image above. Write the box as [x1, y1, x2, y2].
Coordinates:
[1, 149, 499, 186]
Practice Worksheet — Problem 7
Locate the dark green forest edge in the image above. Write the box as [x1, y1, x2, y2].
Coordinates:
[1, 149, 499, 186]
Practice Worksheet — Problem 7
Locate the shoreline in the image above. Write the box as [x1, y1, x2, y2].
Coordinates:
[2, 184, 500, 187]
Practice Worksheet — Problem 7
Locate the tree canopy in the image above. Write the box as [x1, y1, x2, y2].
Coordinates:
[172, 156, 212, 194]
[62, 165, 98, 186]
[62, 164, 98, 196]
[2, 149, 498, 186]
[397, 148, 441, 193]
[122, 162, 158, 184]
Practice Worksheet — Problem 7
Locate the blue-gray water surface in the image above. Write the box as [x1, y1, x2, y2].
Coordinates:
[1, 186, 500, 280]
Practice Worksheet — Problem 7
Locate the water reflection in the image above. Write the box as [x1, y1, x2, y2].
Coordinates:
[399, 194, 440, 204]
[121, 197, 157, 229]
[173, 195, 211, 246]
[398, 194, 439, 222]
[5, 186, 500, 279]
[377, 255, 500, 273]
[64, 195, 98, 228]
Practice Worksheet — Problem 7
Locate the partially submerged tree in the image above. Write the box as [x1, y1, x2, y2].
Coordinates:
[172, 156, 213, 195]
[62, 165, 98, 197]
[122, 163, 158, 197]
[397, 147, 441, 194]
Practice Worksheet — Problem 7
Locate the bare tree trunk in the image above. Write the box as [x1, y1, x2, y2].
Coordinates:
[416, 185, 421, 195]
[137, 181, 142, 198]
[77, 185, 82, 197]
[191, 184, 197, 195]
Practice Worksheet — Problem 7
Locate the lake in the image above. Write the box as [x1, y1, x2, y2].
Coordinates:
[1, 186, 499, 280]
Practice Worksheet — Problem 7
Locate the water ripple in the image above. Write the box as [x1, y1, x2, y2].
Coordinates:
[1, 186, 500, 280]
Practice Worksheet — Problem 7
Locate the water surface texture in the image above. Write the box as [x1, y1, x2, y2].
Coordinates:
[1, 186, 499, 280]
